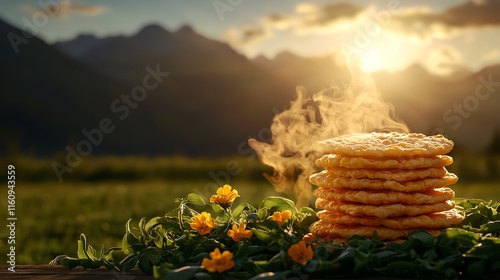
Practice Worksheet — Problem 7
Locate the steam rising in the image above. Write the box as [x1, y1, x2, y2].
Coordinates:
[248, 71, 408, 208]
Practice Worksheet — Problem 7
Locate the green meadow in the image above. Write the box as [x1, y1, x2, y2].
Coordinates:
[1, 154, 500, 264]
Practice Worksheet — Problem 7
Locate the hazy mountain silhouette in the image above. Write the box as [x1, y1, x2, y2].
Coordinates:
[1, 21, 295, 156]
[2, 18, 499, 157]
[0, 18, 129, 156]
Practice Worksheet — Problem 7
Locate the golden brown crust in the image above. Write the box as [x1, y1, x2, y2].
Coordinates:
[309, 170, 458, 192]
[315, 154, 453, 170]
[315, 198, 455, 218]
[316, 210, 463, 229]
[313, 187, 455, 205]
[310, 221, 443, 240]
[319, 132, 454, 157]
[326, 167, 447, 181]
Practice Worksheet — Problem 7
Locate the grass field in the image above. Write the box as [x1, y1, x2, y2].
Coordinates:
[1, 154, 500, 265]
[1, 178, 500, 265]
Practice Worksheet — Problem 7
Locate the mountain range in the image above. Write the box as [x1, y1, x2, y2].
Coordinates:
[1, 18, 499, 157]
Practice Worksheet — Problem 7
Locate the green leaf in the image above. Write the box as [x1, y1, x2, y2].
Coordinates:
[105, 249, 127, 264]
[156, 216, 181, 232]
[211, 203, 224, 214]
[253, 228, 274, 243]
[77, 241, 87, 260]
[466, 259, 486, 279]
[257, 207, 269, 220]
[145, 217, 162, 232]
[232, 203, 254, 220]
[165, 266, 201, 280]
[49, 255, 81, 269]
[80, 259, 103, 269]
[249, 272, 280, 280]
[259, 196, 297, 214]
[119, 253, 138, 271]
[186, 193, 205, 206]
[122, 219, 140, 254]
[77, 234, 91, 260]
[407, 230, 435, 247]
[86, 244, 97, 260]
[138, 217, 148, 240]
[153, 263, 170, 280]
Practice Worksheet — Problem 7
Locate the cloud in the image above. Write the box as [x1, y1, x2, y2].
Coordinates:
[426, 46, 467, 76]
[388, 0, 500, 41]
[293, 2, 372, 33]
[21, 0, 106, 19]
[225, 26, 271, 48]
[226, 0, 500, 49]
[225, 2, 370, 47]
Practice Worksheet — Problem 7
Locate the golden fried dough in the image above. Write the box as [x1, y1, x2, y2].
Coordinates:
[315, 154, 453, 170]
[315, 198, 455, 218]
[326, 166, 447, 181]
[309, 170, 458, 192]
[319, 132, 454, 157]
[310, 221, 443, 240]
[316, 210, 463, 229]
[313, 187, 455, 205]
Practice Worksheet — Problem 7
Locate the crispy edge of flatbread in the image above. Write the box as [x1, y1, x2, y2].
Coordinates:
[316, 209, 464, 229]
[315, 198, 456, 218]
[309, 170, 458, 192]
[325, 166, 447, 181]
[315, 154, 453, 170]
[319, 132, 454, 157]
[313, 187, 455, 205]
[310, 221, 444, 240]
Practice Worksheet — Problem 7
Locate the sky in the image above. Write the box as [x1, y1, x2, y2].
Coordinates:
[2, 0, 500, 74]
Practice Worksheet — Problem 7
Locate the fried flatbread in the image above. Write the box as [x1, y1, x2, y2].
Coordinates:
[315, 154, 453, 170]
[313, 187, 455, 205]
[315, 198, 455, 218]
[326, 166, 447, 181]
[319, 132, 454, 157]
[310, 221, 443, 240]
[309, 170, 458, 192]
[316, 210, 463, 229]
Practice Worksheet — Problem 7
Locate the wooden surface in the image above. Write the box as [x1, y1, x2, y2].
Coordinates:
[0, 265, 152, 279]
[1, 265, 497, 279]
[0, 265, 406, 279]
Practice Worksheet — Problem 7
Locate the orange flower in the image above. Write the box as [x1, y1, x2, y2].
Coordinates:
[201, 248, 234, 273]
[190, 212, 215, 235]
[227, 223, 253, 242]
[287, 241, 314, 265]
[272, 210, 292, 226]
[210, 185, 239, 208]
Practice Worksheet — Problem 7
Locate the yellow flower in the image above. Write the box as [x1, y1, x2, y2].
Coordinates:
[287, 241, 313, 265]
[227, 223, 253, 242]
[201, 248, 234, 273]
[210, 185, 239, 208]
[272, 210, 292, 226]
[190, 212, 215, 235]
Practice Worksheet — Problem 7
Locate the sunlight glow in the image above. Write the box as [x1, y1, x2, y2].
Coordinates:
[359, 50, 384, 73]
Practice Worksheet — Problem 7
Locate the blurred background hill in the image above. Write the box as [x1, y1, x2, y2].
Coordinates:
[2, 20, 500, 158]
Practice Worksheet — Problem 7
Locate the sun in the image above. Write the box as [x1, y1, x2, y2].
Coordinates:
[359, 49, 385, 73]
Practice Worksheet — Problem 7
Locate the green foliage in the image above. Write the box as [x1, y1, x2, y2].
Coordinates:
[50, 193, 500, 279]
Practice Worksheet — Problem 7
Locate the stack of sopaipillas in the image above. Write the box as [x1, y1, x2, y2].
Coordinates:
[308, 132, 464, 242]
